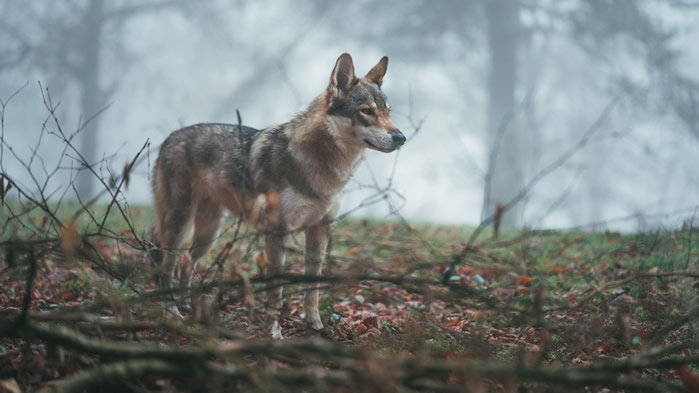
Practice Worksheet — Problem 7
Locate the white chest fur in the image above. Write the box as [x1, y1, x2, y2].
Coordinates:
[279, 188, 337, 231]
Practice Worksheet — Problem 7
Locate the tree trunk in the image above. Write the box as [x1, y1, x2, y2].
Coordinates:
[76, 0, 105, 200]
[482, 0, 524, 226]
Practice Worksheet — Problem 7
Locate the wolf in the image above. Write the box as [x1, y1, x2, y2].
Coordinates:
[151, 53, 405, 338]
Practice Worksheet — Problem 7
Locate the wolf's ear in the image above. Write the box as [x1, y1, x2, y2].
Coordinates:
[364, 56, 388, 87]
[330, 53, 357, 95]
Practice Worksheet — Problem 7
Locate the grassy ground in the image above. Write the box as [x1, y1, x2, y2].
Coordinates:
[0, 200, 697, 392]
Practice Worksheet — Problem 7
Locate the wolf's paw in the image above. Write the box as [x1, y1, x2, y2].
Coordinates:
[167, 304, 185, 319]
[176, 301, 192, 314]
[269, 321, 283, 340]
[305, 316, 324, 331]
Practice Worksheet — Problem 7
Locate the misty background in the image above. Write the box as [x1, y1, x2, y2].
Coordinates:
[1, 0, 698, 231]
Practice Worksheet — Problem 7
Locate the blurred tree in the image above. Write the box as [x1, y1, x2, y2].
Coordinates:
[567, 0, 699, 133]
[483, 0, 699, 225]
[0, 0, 192, 199]
[330, 0, 699, 226]
[212, 1, 339, 119]
[483, 0, 525, 226]
[2, 0, 696, 225]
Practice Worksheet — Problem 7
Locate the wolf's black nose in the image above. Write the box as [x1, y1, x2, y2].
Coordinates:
[392, 131, 406, 145]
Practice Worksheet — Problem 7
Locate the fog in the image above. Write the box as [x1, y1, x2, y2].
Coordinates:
[2, 0, 698, 231]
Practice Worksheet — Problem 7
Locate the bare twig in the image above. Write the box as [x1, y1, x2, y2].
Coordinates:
[468, 88, 632, 247]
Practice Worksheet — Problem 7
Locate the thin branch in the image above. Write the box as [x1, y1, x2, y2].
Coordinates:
[468, 87, 632, 247]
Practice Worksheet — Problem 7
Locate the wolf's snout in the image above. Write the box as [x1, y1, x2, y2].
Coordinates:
[392, 131, 406, 146]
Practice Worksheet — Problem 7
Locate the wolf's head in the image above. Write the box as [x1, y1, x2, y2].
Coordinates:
[325, 53, 405, 153]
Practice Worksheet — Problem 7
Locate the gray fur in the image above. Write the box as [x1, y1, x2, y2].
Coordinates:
[151, 53, 405, 338]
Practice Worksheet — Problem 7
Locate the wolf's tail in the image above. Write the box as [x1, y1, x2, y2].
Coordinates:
[148, 151, 163, 267]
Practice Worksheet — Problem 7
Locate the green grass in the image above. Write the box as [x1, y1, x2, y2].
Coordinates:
[1, 198, 154, 240]
[1, 198, 697, 391]
[2, 199, 697, 360]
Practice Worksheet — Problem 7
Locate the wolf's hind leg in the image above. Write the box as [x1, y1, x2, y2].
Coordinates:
[303, 223, 328, 331]
[155, 177, 195, 317]
[264, 232, 289, 339]
[158, 214, 192, 317]
[184, 197, 224, 290]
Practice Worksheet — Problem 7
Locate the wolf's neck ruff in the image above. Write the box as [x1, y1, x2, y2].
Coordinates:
[287, 100, 364, 198]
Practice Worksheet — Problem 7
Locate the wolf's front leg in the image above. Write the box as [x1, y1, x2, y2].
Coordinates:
[264, 232, 288, 339]
[303, 223, 329, 331]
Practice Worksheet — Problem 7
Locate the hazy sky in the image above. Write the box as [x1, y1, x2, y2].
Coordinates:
[2, 0, 698, 231]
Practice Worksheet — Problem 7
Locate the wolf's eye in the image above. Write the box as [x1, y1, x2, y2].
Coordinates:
[360, 108, 374, 116]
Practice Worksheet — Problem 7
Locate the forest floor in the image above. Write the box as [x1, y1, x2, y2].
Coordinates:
[0, 201, 698, 393]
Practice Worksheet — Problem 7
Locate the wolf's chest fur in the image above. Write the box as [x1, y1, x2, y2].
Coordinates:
[246, 113, 364, 230]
